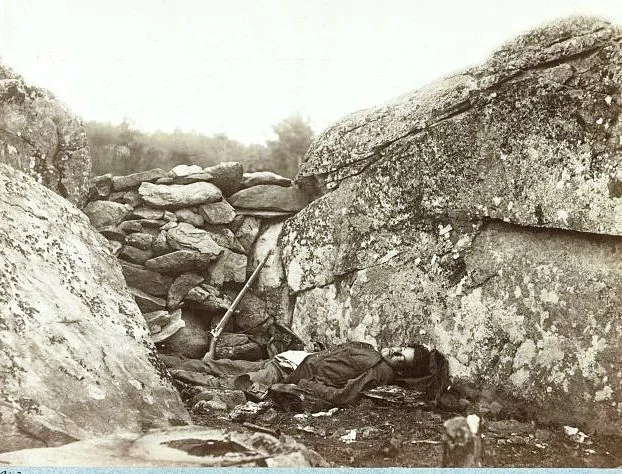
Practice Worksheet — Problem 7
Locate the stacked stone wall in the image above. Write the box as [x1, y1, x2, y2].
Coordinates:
[84, 162, 309, 359]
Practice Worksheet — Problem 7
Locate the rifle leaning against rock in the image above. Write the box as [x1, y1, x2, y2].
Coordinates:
[203, 249, 273, 361]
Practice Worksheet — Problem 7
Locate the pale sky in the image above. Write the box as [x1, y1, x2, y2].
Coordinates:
[2, 0, 622, 144]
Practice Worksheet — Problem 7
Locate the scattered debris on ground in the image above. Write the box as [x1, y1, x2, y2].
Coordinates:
[183, 384, 622, 467]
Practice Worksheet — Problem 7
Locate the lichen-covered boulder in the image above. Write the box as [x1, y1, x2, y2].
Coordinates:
[280, 17, 622, 432]
[0, 65, 91, 206]
[0, 164, 190, 453]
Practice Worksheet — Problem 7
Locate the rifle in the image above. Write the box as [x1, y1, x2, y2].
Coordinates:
[203, 249, 273, 361]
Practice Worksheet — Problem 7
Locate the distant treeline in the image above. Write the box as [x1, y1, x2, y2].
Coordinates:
[85, 114, 314, 178]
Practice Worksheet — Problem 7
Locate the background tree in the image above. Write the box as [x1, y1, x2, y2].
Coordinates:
[86, 114, 315, 178]
[265, 114, 315, 178]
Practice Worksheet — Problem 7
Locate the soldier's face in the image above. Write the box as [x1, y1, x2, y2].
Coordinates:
[381, 347, 416, 370]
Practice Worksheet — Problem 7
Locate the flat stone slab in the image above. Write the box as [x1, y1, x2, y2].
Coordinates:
[120, 260, 173, 296]
[167, 222, 224, 256]
[130, 207, 165, 220]
[242, 171, 292, 188]
[139, 182, 222, 209]
[130, 287, 167, 313]
[170, 164, 203, 177]
[145, 250, 217, 274]
[228, 185, 310, 213]
[112, 168, 168, 191]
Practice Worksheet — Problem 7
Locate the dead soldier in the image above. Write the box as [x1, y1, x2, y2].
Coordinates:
[161, 341, 449, 412]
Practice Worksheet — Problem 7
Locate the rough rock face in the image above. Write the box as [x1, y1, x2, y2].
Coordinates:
[0, 65, 90, 206]
[280, 17, 622, 432]
[0, 164, 190, 453]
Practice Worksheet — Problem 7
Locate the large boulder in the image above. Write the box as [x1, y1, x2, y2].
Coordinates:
[280, 17, 622, 432]
[0, 164, 190, 453]
[0, 65, 91, 206]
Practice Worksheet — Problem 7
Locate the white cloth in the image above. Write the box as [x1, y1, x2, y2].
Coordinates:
[274, 350, 311, 371]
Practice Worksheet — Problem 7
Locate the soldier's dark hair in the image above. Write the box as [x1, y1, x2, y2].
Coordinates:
[397, 343, 431, 378]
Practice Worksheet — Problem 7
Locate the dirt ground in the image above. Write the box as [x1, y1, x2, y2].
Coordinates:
[186, 389, 622, 468]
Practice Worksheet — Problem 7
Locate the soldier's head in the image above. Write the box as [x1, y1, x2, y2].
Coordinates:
[381, 344, 430, 377]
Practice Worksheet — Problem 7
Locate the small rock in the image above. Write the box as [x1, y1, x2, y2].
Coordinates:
[152, 231, 172, 256]
[99, 225, 126, 242]
[120, 190, 142, 207]
[442, 415, 484, 467]
[198, 200, 236, 225]
[107, 241, 122, 257]
[151, 314, 185, 343]
[206, 249, 247, 285]
[234, 216, 261, 253]
[125, 232, 155, 250]
[203, 225, 246, 253]
[163, 211, 177, 222]
[184, 284, 232, 312]
[563, 425, 591, 444]
[88, 174, 113, 200]
[229, 401, 273, 422]
[83, 201, 133, 229]
[118, 220, 144, 234]
[175, 208, 204, 227]
[120, 245, 154, 265]
[202, 162, 243, 196]
[338, 429, 357, 443]
[130, 287, 167, 313]
[168, 273, 205, 310]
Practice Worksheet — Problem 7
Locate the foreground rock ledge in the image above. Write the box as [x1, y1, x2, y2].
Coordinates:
[0, 426, 328, 467]
[281, 17, 622, 433]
